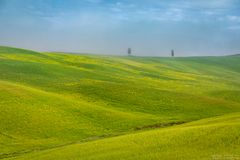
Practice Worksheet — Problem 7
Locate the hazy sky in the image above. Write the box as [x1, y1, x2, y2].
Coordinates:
[0, 0, 240, 56]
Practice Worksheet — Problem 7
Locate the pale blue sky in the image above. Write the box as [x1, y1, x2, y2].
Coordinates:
[0, 0, 240, 56]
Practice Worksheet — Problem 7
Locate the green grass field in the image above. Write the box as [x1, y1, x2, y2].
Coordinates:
[0, 46, 240, 159]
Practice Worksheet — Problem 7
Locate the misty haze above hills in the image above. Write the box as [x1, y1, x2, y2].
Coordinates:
[0, 0, 240, 56]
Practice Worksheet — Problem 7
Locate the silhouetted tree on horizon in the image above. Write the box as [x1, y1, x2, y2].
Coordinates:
[171, 49, 174, 57]
[128, 48, 132, 56]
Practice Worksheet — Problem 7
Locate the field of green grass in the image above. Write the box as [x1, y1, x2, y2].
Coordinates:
[8, 113, 240, 160]
[0, 46, 240, 159]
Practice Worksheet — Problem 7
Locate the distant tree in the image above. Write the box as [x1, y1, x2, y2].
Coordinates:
[171, 49, 174, 57]
[128, 48, 132, 56]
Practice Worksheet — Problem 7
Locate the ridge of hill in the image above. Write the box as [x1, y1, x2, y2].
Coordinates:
[8, 113, 240, 160]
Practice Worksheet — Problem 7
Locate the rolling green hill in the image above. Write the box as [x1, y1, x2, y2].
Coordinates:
[9, 113, 240, 160]
[0, 46, 240, 159]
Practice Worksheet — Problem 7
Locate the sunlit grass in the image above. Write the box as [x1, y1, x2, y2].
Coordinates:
[0, 46, 240, 159]
[10, 113, 240, 160]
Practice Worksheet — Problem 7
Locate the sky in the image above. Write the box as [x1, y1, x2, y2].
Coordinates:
[0, 0, 240, 56]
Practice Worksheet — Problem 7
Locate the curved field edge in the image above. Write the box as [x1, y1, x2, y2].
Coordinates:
[7, 113, 240, 160]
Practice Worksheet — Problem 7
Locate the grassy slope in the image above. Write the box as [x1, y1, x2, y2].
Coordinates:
[9, 113, 240, 160]
[0, 46, 240, 159]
